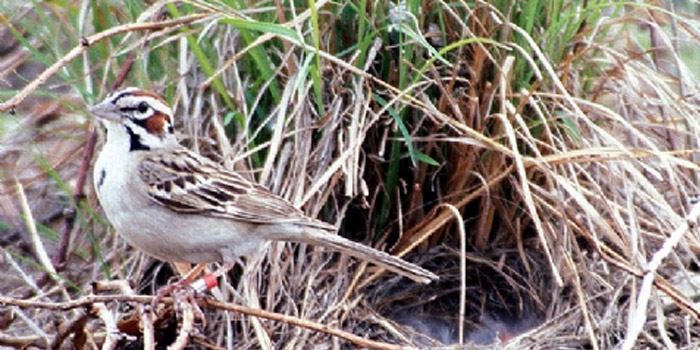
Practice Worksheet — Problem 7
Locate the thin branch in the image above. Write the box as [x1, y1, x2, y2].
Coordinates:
[621, 201, 700, 350]
[15, 178, 57, 277]
[91, 303, 120, 350]
[92, 281, 157, 350]
[0, 294, 415, 350]
[0, 13, 211, 112]
[201, 299, 413, 350]
[49, 311, 88, 349]
[52, 127, 97, 270]
[167, 301, 194, 350]
[0, 334, 45, 348]
[54, 13, 148, 271]
[439, 204, 466, 345]
[0, 294, 155, 310]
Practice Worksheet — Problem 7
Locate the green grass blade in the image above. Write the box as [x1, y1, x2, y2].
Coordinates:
[166, 4, 238, 118]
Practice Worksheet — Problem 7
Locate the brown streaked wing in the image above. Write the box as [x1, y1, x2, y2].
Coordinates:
[138, 152, 221, 214]
[138, 147, 336, 231]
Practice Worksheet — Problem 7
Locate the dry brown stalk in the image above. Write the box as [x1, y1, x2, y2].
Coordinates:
[0, 294, 414, 350]
[52, 127, 97, 271]
[0, 13, 211, 112]
[167, 301, 195, 350]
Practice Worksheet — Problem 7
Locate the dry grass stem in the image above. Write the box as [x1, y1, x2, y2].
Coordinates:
[0, 13, 211, 112]
[4, 1, 700, 348]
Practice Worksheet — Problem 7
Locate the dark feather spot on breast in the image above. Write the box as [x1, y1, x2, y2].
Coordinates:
[184, 174, 196, 184]
[97, 169, 106, 189]
[163, 181, 172, 192]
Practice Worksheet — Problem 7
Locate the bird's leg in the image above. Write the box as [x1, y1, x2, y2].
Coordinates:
[167, 263, 236, 324]
[211, 262, 236, 280]
[172, 282, 207, 327]
[151, 262, 236, 317]
[151, 263, 207, 312]
[173, 262, 198, 279]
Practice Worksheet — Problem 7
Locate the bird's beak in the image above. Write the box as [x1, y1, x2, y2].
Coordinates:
[89, 100, 121, 122]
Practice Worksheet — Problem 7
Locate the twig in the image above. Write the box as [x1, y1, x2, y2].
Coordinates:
[0, 334, 45, 348]
[5, 250, 40, 292]
[55, 8, 169, 271]
[564, 250, 600, 350]
[201, 299, 413, 350]
[52, 127, 97, 270]
[91, 303, 119, 350]
[654, 291, 677, 350]
[15, 178, 57, 278]
[92, 280, 155, 350]
[12, 307, 49, 346]
[497, 55, 562, 287]
[191, 334, 226, 350]
[142, 307, 156, 350]
[49, 311, 88, 349]
[0, 294, 156, 310]
[0, 13, 211, 112]
[110, 43, 139, 92]
[0, 294, 415, 350]
[439, 204, 466, 345]
[167, 301, 194, 350]
[621, 201, 700, 349]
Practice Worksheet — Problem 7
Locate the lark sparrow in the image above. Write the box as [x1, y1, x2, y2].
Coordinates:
[90, 87, 437, 284]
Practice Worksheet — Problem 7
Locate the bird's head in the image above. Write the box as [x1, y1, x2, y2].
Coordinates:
[90, 87, 176, 151]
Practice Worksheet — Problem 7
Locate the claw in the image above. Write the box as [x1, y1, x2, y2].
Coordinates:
[151, 278, 189, 313]
[184, 292, 207, 327]
[151, 273, 219, 318]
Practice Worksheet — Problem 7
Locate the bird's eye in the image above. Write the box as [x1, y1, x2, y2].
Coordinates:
[137, 102, 149, 113]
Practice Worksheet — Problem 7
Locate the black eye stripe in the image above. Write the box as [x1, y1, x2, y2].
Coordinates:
[125, 125, 150, 152]
[129, 116, 148, 128]
[119, 105, 150, 113]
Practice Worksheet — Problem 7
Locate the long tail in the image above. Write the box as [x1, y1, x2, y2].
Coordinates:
[294, 230, 438, 284]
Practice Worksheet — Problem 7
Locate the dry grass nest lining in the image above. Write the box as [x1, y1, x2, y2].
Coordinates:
[2, 2, 700, 349]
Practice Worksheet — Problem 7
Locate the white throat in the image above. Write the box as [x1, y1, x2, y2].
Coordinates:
[102, 121, 133, 154]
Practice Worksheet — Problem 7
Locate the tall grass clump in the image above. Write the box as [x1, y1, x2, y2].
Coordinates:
[1, 1, 700, 348]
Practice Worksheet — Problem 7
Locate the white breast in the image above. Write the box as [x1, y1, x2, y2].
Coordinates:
[93, 125, 263, 263]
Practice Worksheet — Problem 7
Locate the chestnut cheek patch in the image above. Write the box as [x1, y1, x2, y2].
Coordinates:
[145, 112, 170, 136]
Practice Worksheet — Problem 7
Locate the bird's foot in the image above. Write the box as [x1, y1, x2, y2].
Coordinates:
[152, 273, 218, 320]
[151, 277, 189, 312]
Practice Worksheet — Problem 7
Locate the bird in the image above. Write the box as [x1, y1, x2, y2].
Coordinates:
[89, 87, 438, 286]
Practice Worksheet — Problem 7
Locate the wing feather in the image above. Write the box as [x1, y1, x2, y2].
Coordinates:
[138, 148, 335, 231]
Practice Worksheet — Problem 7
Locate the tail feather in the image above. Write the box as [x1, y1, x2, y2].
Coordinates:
[296, 230, 438, 284]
